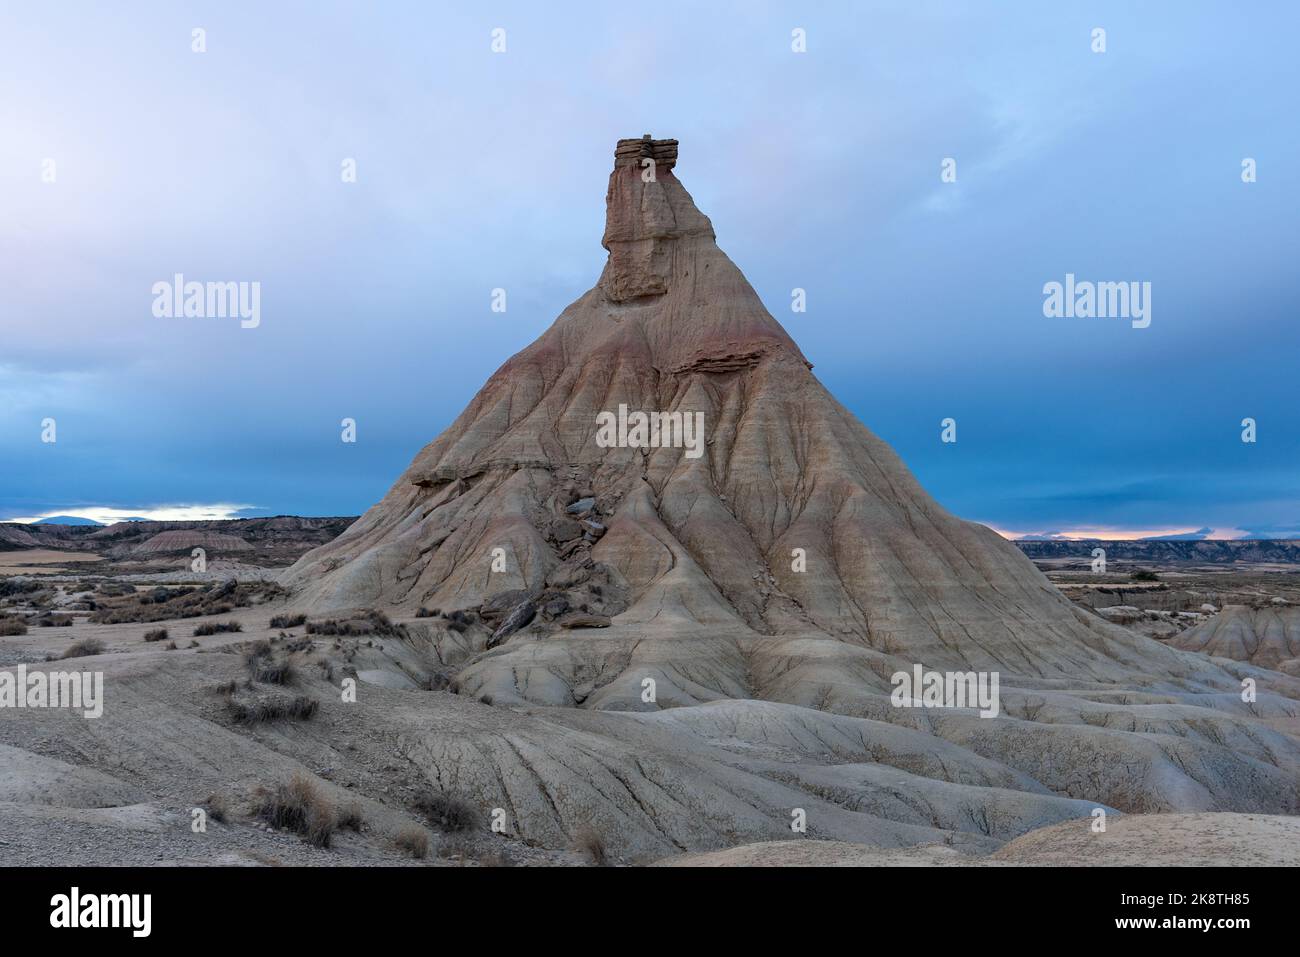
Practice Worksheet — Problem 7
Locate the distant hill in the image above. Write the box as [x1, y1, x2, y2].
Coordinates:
[0, 515, 356, 564]
[31, 516, 105, 526]
[1016, 538, 1300, 565]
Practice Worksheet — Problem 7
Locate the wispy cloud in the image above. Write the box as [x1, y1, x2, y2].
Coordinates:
[4, 504, 259, 525]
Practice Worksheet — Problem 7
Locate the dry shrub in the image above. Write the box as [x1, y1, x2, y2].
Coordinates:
[194, 621, 242, 637]
[268, 613, 306, 629]
[256, 773, 336, 848]
[0, 616, 28, 636]
[205, 793, 230, 823]
[251, 658, 296, 686]
[306, 610, 405, 638]
[414, 790, 480, 832]
[61, 638, 105, 659]
[571, 824, 607, 865]
[227, 694, 318, 724]
[143, 628, 169, 642]
[394, 825, 430, 859]
[337, 801, 364, 832]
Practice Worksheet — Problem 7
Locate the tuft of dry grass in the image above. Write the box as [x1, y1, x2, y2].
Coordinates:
[251, 658, 296, 686]
[336, 801, 364, 832]
[143, 628, 169, 642]
[255, 773, 336, 848]
[571, 824, 608, 865]
[394, 825, 430, 859]
[0, 616, 28, 636]
[414, 790, 481, 832]
[268, 613, 307, 629]
[61, 638, 105, 659]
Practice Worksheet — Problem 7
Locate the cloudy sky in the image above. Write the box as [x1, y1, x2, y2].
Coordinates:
[2, 1, 1297, 539]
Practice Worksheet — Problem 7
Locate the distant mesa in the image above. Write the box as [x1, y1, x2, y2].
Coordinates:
[132, 530, 252, 555]
[31, 516, 104, 526]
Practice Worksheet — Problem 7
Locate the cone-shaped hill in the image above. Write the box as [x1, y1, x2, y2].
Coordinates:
[282, 136, 1298, 746]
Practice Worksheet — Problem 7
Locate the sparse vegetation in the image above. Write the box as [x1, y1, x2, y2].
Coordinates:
[268, 613, 306, 629]
[255, 773, 336, 848]
[143, 628, 169, 642]
[36, 613, 74, 627]
[414, 790, 480, 832]
[0, 615, 28, 636]
[306, 609, 406, 638]
[194, 621, 243, 637]
[415, 607, 438, 618]
[61, 638, 105, 658]
[226, 694, 318, 724]
[89, 580, 281, 625]
[394, 825, 430, 859]
[0, 580, 45, 599]
[1131, 569, 1160, 582]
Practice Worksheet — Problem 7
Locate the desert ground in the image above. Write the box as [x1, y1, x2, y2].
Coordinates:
[1, 539, 1297, 866]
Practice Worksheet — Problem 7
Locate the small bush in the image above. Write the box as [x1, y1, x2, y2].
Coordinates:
[227, 694, 318, 724]
[143, 628, 169, 642]
[256, 773, 336, 848]
[337, 801, 365, 832]
[251, 659, 296, 685]
[269, 613, 306, 629]
[37, 614, 74, 627]
[394, 825, 430, 859]
[205, 793, 230, 824]
[415, 607, 437, 618]
[194, 621, 243, 637]
[0, 616, 29, 636]
[571, 824, 607, 865]
[1131, 569, 1160, 582]
[61, 638, 105, 659]
[414, 791, 480, 832]
[165, 641, 178, 650]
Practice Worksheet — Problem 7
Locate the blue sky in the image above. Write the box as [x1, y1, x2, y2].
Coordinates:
[2, 1, 1298, 538]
